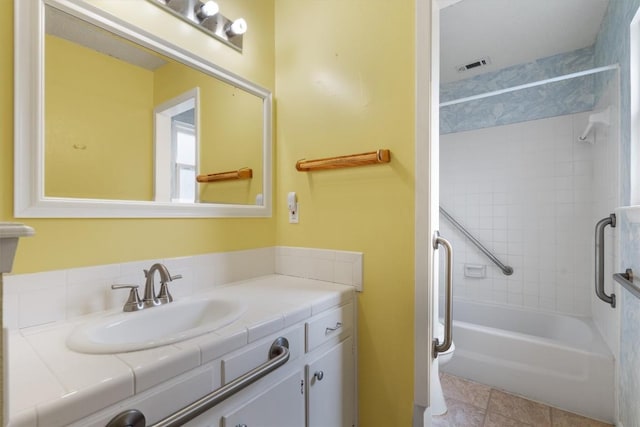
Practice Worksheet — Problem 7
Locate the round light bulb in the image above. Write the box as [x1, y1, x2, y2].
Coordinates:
[229, 18, 247, 36]
[196, 1, 219, 20]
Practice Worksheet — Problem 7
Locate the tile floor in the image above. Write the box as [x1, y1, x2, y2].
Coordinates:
[433, 373, 613, 427]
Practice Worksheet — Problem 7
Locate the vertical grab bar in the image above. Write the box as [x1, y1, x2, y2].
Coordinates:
[595, 213, 616, 308]
[433, 231, 453, 357]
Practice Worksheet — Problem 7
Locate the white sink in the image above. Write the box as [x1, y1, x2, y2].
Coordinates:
[66, 298, 247, 354]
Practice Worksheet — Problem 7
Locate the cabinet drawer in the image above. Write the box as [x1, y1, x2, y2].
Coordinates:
[305, 302, 353, 352]
[222, 326, 304, 384]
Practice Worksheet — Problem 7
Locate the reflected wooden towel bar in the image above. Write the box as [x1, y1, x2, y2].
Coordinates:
[196, 168, 253, 183]
[296, 149, 391, 172]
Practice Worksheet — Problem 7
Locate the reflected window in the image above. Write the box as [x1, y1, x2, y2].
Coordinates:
[172, 113, 196, 202]
[153, 88, 199, 203]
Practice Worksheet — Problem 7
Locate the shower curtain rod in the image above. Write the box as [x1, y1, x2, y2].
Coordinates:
[440, 64, 619, 107]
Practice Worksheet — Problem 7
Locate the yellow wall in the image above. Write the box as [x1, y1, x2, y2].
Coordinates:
[153, 62, 263, 205]
[274, 1, 416, 425]
[45, 35, 155, 200]
[1, 0, 276, 274]
[2, 0, 418, 426]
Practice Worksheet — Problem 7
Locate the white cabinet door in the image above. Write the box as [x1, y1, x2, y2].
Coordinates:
[306, 337, 355, 427]
[221, 371, 305, 427]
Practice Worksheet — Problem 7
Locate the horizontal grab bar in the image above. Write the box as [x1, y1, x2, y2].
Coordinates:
[106, 337, 290, 427]
[613, 269, 640, 300]
[439, 207, 513, 276]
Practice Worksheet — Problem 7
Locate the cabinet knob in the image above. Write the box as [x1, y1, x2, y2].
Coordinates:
[314, 371, 324, 381]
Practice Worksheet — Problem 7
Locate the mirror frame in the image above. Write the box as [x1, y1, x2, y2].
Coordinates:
[14, 0, 272, 218]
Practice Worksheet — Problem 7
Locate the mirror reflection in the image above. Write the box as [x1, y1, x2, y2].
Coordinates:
[44, 6, 264, 206]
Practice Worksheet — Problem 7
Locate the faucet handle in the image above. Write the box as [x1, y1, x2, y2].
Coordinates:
[157, 274, 182, 304]
[111, 284, 143, 312]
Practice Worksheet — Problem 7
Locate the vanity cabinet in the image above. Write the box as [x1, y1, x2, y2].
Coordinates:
[215, 302, 356, 427]
[306, 336, 355, 427]
[185, 305, 356, 427]
[14, 278, 357, 427]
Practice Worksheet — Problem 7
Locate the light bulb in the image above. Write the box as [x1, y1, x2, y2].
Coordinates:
[195, 0, 219, 20]
[228, 18, 247, 36]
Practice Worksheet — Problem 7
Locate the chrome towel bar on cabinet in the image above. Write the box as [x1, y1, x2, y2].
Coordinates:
[594, 213, 616, 308]
[106, 337, 290, 427]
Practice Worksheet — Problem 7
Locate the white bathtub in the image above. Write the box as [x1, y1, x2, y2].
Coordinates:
[441, 299, 615, 422]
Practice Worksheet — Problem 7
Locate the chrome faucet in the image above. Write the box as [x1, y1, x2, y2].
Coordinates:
[143, 263, 182, 308]
[112, 263, 182, 312]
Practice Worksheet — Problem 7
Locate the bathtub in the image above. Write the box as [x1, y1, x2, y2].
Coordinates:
[441, 299, 615, 422]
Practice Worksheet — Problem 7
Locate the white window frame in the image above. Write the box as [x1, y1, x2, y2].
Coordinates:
[153, 88, 199, 203]
[171, 120, 197, 203]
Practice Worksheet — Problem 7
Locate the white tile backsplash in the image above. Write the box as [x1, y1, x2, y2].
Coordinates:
[274, 246, 364, 291]
[4, 246, 362, 330]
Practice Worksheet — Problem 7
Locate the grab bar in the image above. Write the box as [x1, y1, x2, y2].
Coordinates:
[433, 231, 453, 357]
[613, 269, 640, 300]
[595, 214, 616, 308]
[106, 337, 290, 427]
[439, 207, 514, 276]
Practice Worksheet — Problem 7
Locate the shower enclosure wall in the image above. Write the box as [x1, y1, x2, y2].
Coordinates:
[438, 60, 620, 422]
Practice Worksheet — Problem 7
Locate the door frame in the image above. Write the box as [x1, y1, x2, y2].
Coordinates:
[413, 0, 440, 425]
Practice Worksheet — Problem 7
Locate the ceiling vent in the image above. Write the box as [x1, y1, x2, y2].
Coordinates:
[456, 57, 491, 73]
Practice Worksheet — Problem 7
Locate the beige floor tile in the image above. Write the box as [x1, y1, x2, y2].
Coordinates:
[550, 408, 613, 427]
[432, 414, 452, 427]
[434, 375, 610, 427]
[433, 397, 486, 427]
[441, 373, 492, 410]
[484, 410, 533, 427]
[487, 390, 551, 427]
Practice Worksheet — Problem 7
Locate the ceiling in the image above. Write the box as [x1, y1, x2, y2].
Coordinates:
[440, 0, 610, 83]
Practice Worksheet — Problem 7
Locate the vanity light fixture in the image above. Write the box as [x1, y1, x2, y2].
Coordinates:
[149, 0, 247, 52]
[195, 0, 219, 21]
[226, 18, 247, 37]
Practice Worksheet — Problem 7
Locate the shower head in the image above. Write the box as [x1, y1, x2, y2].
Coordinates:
[578, 107, 611, 143]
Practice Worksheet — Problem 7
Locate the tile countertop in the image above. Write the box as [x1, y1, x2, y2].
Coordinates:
[8, 274, 354, 427]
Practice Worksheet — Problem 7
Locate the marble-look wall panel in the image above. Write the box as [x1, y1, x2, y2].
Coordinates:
[441, 47, 595, 102]
[594, 0, 640, 206]
[441, 47, 596, 134]
[594, 2, 640, 425]
[441, 76, 595, 134]
[616, 207, 640, 427]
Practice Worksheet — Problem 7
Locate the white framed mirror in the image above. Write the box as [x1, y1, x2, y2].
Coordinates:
[14, 0, 272, 218]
